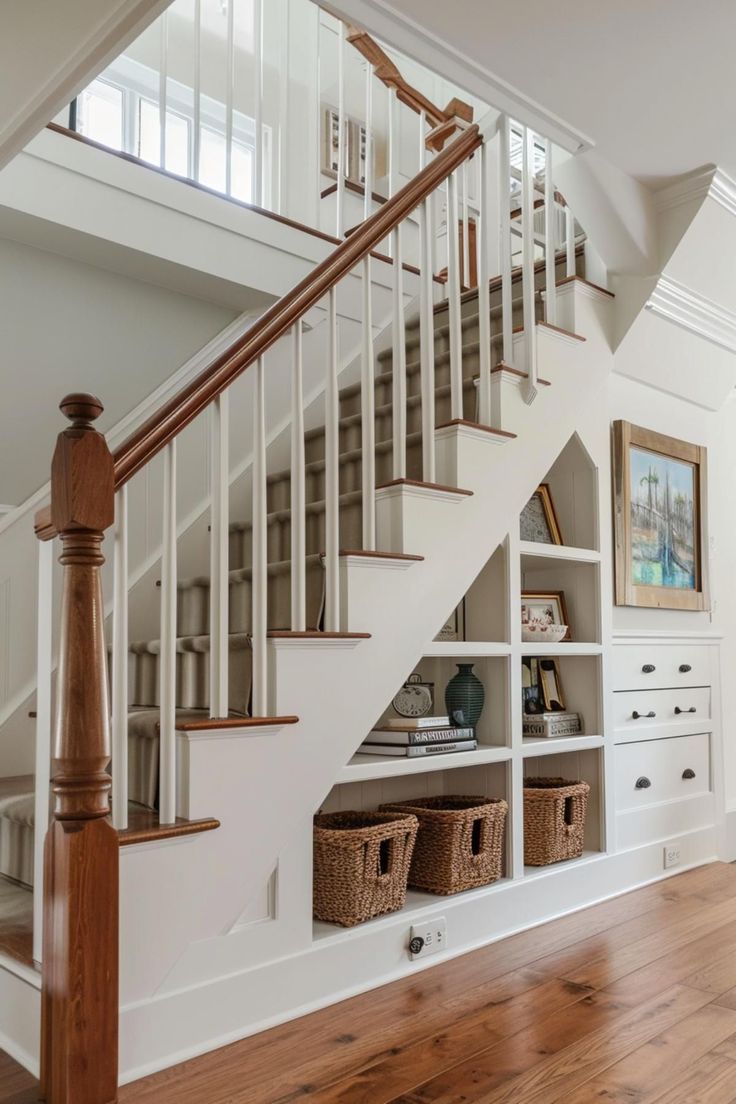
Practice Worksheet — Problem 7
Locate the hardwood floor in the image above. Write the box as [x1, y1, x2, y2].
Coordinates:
[5, 863, 736, 1102]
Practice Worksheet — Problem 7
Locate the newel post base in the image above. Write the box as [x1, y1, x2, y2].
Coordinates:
[39, 395, 119, 1104]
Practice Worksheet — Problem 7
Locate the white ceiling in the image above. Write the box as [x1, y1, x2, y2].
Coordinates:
[380, 0, 736, 187]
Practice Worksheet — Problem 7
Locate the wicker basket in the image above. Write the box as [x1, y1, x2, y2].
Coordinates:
[313, 810, 419, 927]
[523, 777, 590, 866]
[380, 795, 508, 895]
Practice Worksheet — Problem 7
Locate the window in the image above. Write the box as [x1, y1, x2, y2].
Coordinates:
[77, 81, 124, 151]
[199, 128, 253, 203]
[138, 98, 191, 177]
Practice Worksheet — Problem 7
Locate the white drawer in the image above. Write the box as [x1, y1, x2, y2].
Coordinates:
[613, 687, 711, 737]
[612, 645, 711, 692]
[615, 732, 711, 812]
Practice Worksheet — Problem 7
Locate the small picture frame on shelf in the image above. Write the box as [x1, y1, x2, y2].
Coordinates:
[321, 105, 351, 177]
[521, 590, 571, 642]
[520, 483, 563, 545]
[434, 598, 466, 642]
[539, 658, 566, 711]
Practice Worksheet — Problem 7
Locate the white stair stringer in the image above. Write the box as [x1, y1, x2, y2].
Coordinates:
[116, 285, 614, 1077]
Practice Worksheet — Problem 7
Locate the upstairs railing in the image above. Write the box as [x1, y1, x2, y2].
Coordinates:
[33, 25, 585, 1095]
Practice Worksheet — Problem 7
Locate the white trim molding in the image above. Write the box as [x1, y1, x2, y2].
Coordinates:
[645, 275, 736, 356]
[710, 169, 736, 220]
[653, 166, 736, 219]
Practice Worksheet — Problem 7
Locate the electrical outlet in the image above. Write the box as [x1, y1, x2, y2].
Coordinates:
[664, 844, 682, 869]
[409, 917, 447, 960]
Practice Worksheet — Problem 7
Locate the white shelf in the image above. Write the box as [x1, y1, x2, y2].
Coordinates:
[522, 734, 604, 757]
[520, 642, 602, 657]
[423, 641, 511, 657]
[339, 744, 512, 783]
[519, 541, 600, 564]
[313, 877, 514, 943]
[523, 850, 605, 880]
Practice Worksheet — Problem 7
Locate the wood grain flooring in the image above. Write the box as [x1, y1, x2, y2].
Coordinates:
[5, 863, 736, 1102]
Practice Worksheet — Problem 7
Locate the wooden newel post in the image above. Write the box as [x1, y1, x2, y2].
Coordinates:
[40, 394, 119, 1104]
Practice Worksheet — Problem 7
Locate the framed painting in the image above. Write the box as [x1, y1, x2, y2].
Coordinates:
[520, 484, 563, 545]
[612, 421, 709, 611]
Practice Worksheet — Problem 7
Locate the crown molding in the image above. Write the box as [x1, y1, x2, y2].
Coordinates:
[321, 0, 593, 154]
[653, 165, 736, 219]
[710, 169, 736, 219]
[646, 275, 736, 355]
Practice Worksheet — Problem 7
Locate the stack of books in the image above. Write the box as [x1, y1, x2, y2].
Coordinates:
[359, 716, 477, 758]
[522, 711, 582, 739]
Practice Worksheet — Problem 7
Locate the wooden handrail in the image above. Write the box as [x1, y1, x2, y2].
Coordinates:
[111, 123, 482, 490]
[343, 24, 473, 135]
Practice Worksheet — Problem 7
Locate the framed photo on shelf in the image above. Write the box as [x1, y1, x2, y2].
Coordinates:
[612, 421, 709, 611]
[434, 599, 466, 642]
[520, 483, 563, 545]
[321, 106, 351, 177]
[521, 590, 571, 641]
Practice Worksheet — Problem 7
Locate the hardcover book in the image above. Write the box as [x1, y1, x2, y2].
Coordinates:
[367, 726, 475, 745]
[358, 739, 478, 758]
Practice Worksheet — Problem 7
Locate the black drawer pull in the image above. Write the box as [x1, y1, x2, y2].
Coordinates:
[679, 664, 692, 673]
[642, 664, 656, 674]
[635, 776, 651, 789]
[674, 706, 696, 715]
[682, 768, 696, 780]
[632, 711, 656, 720]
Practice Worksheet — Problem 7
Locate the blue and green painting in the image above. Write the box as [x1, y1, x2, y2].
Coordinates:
[630, 446, 696, 589]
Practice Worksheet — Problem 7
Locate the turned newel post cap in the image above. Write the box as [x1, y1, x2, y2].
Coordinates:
[59, 393, 104, 426]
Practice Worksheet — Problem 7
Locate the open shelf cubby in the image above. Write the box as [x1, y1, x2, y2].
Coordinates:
[522, 747, 605, 876]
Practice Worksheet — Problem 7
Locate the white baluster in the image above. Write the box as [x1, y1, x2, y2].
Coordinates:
[225, 0, 235, 196]
[111, 486, 129, 830]
[324, 288, 340, 629]
[418, 110, 426, 171]
[462, 160, 470, 290]
[252, 356, 268, 712]
[477, 142, 492, 426]
[391, 224, 407, 478]
[314, 4, 321, 227]
[254, 0, 263, 206]
[159, 440, 177, 824]
[566, 205, 576, 277]
[193, 0, 201, 181]
[544, 137, 557, 326]
[336, 19, 345, 236]
[291, 322, 307, 629]
[363, 62, 373, 222]
[498, 115, 513, 367]
[361, 256, 376, 548]
[159, 10, 168, 170]
[419, 197, 436, 482]
[521, 125, 538, 403]
[32, 537, 54, 963]
[209, 394, 229, 716]
[447, 169, 464, 420]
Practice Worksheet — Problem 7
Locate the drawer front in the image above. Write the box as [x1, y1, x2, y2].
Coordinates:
[613, 687, 711, 735]
[615, 732, 710, 811]
[612, 645, 711, 692]
[616, 794, 716, 850]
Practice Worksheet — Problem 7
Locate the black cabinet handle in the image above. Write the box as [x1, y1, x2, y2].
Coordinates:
[635, 776, 651, 789]
[674, 706, 696, 715]
[679, 664, 692, 673]
[642, 664, 656, 674]
[632, 711, 656, 720]
[682, 768, 696, 780]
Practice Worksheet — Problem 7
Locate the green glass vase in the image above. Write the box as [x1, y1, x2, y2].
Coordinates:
[445, 663, 485, 729]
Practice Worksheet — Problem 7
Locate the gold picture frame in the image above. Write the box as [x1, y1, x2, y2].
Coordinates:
[612, 421, 709, 611]
[521, 590, 571, 641]
[520, 483, 563, 545]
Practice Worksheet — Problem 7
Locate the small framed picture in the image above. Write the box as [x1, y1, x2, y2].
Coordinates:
[520, 483, 563, 545]
[322, 106, 351, 177]
[434, 599, 466, 642]
[521, 591, 571, 641]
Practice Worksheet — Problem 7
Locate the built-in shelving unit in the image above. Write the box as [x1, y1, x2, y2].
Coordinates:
[314, 433, 609, 937]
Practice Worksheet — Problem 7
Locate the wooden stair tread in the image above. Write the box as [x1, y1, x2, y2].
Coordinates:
[337, 549, 424, 561]
[267, 631, 371, 639]
[118, 810, 220, 847]
[175, 715, 299, 731]
[557, 274, 615, 297]
[491, 362, 552, 386]
[376, 478, 473, 495]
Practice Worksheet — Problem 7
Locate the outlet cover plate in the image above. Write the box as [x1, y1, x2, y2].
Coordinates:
[409, 917, 447, 960]
[664, 844, 682, 869]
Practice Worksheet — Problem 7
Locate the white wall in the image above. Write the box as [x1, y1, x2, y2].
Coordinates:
[0, 237, 237, 505]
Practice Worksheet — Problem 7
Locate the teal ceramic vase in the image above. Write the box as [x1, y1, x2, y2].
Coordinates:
[445, 664, 485, 729]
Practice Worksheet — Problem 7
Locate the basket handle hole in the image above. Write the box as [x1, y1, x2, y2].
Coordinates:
[563, 796, 574, 827]
[378, 838, 393, 876]
[471, 818, 484, 856]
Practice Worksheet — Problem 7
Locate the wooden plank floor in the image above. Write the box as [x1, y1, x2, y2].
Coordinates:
[6, 863, 736, 1103]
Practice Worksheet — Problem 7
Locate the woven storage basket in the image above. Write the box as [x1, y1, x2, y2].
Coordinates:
[523, 777, 590, 866]
[313, 810, 418, 927]
[380, 795, 508, 895]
